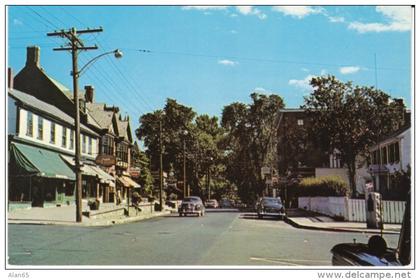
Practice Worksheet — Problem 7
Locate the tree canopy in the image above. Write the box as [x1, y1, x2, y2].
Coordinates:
[303, 75, 406, 197]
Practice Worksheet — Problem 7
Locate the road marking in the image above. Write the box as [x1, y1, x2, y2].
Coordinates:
[250, 256, 330, 266]
[9, 252, 32, 256]
[250, 257, 299, 266]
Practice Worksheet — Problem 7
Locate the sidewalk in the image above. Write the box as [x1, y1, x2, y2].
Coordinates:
[284, 208, 401, 235]
[8, 204, 171, 227]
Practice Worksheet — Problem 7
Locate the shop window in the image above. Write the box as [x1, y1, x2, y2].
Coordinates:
[297, 119, 304, 126]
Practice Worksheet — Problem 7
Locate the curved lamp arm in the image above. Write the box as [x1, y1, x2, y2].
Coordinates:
[77, 49, 123, 77]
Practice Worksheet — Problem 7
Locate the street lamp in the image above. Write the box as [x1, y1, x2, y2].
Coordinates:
[182, 130, 188, 199]
[78, 49, 123, 77]
[72, 49, 123, 222]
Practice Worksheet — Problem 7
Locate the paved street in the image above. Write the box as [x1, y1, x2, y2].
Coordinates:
[8, 211, 399, 266]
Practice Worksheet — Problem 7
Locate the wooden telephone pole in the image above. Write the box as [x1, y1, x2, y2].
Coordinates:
[47, 27, 103, 222]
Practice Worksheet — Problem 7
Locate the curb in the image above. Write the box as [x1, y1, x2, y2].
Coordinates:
[284, 216, 400, 235]
[8, 211, 171, 227]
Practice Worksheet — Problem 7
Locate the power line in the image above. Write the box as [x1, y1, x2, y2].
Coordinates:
[131, 48, 409, 72]
[22, 7, 151, 118]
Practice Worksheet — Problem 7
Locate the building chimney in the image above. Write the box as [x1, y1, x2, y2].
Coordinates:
[26, 46, 41, 68]
[8, 67, 13, 89]
[84, 85, 95, 103]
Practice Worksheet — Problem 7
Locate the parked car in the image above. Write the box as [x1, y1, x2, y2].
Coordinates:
[256, 197, 286, 220]
[330, 193, 410, 266]
[219, 198, 233, 208]
[205, 199, 219, 208]
[178, 196, 205, 217]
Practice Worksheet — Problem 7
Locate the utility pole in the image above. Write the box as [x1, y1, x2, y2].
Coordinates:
[183, 138, 187, 199]
[48, 27, 102, 222]
[159, 117, 163, 211]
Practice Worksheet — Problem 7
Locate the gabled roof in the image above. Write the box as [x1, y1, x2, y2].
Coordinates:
[116, 113, 133, 143]
[86, 103, 116, 134]
[8, 88, 98, 137]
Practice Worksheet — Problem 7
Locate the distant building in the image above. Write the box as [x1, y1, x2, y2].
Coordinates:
[276, 107, 411, 199]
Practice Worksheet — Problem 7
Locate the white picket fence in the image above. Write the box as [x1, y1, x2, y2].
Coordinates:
[299, 197, 406, 224]
[347, 199, 406, 224]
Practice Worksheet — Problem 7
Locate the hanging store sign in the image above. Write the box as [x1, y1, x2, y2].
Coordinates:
[129, 167, 141, 178]
[95, 154, 116, 167]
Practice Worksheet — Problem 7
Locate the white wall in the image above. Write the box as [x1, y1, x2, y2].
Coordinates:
[298, 196, 405, 223]
[18, 108, 97, 159]
[400, 128, 411, 172]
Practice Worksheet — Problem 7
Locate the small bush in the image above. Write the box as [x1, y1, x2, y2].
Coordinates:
[298, 176, 349, 197]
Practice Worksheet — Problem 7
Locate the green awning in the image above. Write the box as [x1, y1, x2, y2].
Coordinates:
[9, 142, 75, 180]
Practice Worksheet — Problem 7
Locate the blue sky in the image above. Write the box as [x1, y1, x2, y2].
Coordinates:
[7, 5, 412, 129]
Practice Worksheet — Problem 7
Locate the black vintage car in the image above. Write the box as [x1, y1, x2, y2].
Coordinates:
[178, 196, 205, 217]
[331, 194, 411, 266]
[256, 197, 286, 220]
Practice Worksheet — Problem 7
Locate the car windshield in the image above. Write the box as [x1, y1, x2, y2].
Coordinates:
[262, 198, 281, 204]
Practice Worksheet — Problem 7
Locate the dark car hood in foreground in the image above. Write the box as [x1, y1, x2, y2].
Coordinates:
[331, 243, 400, 266]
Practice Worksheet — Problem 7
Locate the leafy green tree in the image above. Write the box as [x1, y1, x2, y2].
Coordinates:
[303, 76, 406, 197]
[131, 144, 154, 196]
[136, 99, 229, 198]
[221, 93, 285, 203]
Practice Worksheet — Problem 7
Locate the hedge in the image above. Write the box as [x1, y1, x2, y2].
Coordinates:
[298, 176, 349, 197]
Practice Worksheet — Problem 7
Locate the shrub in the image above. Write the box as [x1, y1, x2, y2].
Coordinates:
[298, 176, 349, 197]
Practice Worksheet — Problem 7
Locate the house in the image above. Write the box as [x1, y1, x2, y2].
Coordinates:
[367, 126, 411, 200]
[7, 77, 114, 209]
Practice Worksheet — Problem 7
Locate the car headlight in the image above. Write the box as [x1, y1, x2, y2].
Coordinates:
[195, 205, 200, 210]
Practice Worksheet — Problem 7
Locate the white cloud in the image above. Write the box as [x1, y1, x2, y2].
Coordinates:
[236, 6, 267, 20]
[289, 75, 316, 92]
[230, 13, 238, 18]
[320, 69, 328, 76]
[328, 16, 345, 23]
[254, 87, 267, 92]
[301, 67, 309, 72]
[348, 6, 411, 33]
[272, 6, 324, 19]
[237, 6, 253, 15]
[339, 66, 360, 75]
[182, 6, 228, 11]
[218, 59, 238, 66]
[230, 30, 238, 34]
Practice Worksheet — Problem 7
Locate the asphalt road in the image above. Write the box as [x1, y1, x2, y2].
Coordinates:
[8, 211, 399, 266]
